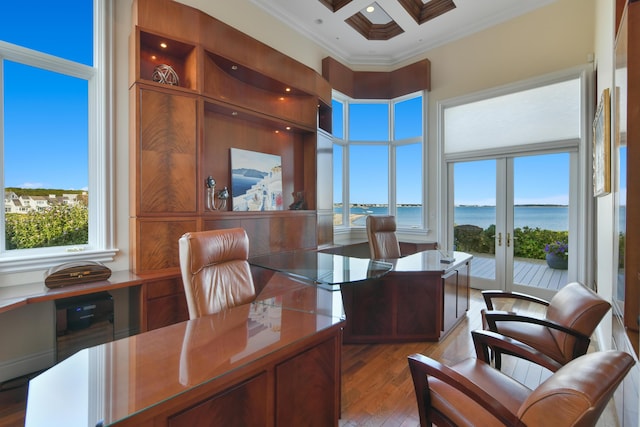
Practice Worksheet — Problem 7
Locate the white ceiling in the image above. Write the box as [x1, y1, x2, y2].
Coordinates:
[249, 0, 557, 66]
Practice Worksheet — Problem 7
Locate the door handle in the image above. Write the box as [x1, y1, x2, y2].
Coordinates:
[507, 232, 511, 247]
[497, 232, 502, 246]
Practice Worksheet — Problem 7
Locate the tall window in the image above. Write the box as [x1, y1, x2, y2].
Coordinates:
[0, 1, 114, 273]
[332, 92, 424, 229]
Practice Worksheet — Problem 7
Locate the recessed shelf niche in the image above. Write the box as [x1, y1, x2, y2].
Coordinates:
[138, 30, 197, 91]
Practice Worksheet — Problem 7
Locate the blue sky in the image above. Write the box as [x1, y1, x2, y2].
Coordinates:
[455, 154, 570, 206]
[1, 1, 92, 191]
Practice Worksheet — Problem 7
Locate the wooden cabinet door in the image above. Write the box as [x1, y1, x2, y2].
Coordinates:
[137, 88, 197, 215]
[143, 277, 189, 331]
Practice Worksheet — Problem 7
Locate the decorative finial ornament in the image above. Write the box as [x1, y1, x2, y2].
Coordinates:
[152, 64, 179, 86]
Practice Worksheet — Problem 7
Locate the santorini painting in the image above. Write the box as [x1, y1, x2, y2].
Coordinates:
[230, 148, 283, 211]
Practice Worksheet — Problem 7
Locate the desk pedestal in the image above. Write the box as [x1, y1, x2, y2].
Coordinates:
[341, 255, 471, 343]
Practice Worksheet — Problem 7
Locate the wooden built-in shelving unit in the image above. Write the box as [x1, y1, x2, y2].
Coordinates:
[129, 0, 332, 330]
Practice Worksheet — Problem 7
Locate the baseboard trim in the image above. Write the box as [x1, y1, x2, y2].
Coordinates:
[0, 349, 54, 383]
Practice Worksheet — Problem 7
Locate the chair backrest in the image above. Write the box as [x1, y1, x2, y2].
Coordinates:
[366, 215, 402, 259]
[546, 282, 611, 360]
[518, 350, 634, 426]
[178, 228, 256, 319]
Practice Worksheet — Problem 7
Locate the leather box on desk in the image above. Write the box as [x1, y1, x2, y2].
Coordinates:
[45, 261, 112, 288]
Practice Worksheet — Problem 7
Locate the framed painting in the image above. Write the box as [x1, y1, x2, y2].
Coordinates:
[230, 148, 283, 211]
[593, 88, 611, 197]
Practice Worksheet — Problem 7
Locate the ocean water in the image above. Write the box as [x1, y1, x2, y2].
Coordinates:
[231, 174, 261, 195]
[454, 205, 570, 231]
[334, 205, 629, 232]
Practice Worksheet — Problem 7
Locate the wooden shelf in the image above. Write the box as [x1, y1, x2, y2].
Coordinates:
[136, 29, 198, 91]
[203, 51, 318, 129]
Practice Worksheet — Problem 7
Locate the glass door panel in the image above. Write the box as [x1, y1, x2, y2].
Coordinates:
[512, 154, 569, 297]
[453, 160, 498, 289]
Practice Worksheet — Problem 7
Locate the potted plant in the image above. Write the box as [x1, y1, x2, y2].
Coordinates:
[544, 240, 568, 270]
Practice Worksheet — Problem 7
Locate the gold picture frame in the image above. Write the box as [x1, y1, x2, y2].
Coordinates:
[593, 88, 611, 197]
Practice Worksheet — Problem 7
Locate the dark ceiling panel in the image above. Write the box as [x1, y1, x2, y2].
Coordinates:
[397, 0, 457, 25]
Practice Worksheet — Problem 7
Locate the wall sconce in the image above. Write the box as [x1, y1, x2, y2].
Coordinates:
[205, 176, 229, 210]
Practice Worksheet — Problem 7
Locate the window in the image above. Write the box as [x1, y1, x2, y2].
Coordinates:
[332, 92, 424, 230]
[0, 1, 115, 273]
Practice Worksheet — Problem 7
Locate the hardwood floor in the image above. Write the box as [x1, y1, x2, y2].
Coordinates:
[339, 289, 486, 427]
[0, 374, 30, 427]
[0, 290, 621, 427]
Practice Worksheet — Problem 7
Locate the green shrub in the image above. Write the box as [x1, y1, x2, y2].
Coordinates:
[454, 224, 569, 260]
[5, 204, 88, 249]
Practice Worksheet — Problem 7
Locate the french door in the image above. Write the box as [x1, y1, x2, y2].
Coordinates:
[451, 152, 572, 299]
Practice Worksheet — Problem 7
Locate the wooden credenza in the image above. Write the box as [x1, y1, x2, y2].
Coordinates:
[25, 273, 344, 427]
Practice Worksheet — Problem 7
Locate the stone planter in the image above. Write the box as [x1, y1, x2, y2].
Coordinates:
[545, 253, 568, 270]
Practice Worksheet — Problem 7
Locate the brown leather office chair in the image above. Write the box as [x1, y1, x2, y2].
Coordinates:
[366, 215, 402, 259]
[482, 282, 611, 371]
[408, 330, 635, 427]
[178, 228, 256, 319]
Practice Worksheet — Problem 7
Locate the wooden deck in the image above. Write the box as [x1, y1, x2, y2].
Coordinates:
[470, 254, 569, 291]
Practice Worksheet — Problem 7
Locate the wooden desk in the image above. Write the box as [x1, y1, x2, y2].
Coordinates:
[25, 273, 345, 427]
[251, 248, 472, 343]
[337, 250, 473, 343]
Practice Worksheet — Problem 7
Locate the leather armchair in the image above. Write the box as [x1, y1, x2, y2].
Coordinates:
[366, 215, 402, 259]
[408, 330, 634, 427]
[179, 228, 256, 319]
[482, 282, 611, 371]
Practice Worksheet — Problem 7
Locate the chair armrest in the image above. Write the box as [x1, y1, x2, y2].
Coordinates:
[482, 290, 550, 310]
[408, 353, 519, 426]
[483, 310, 592, 359]
[471, 330, 563, 372]
[483, 310, 591, 340]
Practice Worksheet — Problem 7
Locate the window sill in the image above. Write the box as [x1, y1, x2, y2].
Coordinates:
[0, 249, 119, 274]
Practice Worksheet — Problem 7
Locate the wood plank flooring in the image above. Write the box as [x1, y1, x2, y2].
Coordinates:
[0, 290, 621, 427]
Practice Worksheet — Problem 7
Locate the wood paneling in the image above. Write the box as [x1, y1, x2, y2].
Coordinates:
[168, 374, 269, 427]
[204, 212, 317, 257]
[132, 218, 197, 273]
[276, 337, 340, 427]
[132, 0, 201, 43]
[322, 56, 431, 99]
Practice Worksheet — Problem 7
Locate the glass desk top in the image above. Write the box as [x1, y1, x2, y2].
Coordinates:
[249, 251, 394, 291]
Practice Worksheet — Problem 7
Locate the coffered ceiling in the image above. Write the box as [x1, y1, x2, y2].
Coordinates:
[250, 0, 557, 66]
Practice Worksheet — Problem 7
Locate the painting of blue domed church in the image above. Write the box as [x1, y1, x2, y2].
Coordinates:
[231, 148, 283, 211]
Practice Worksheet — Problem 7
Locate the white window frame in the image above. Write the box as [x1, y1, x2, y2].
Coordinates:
[0, 0, 116, 274]
[332, 90, 427, 235]
[437, 65, 594, 286]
